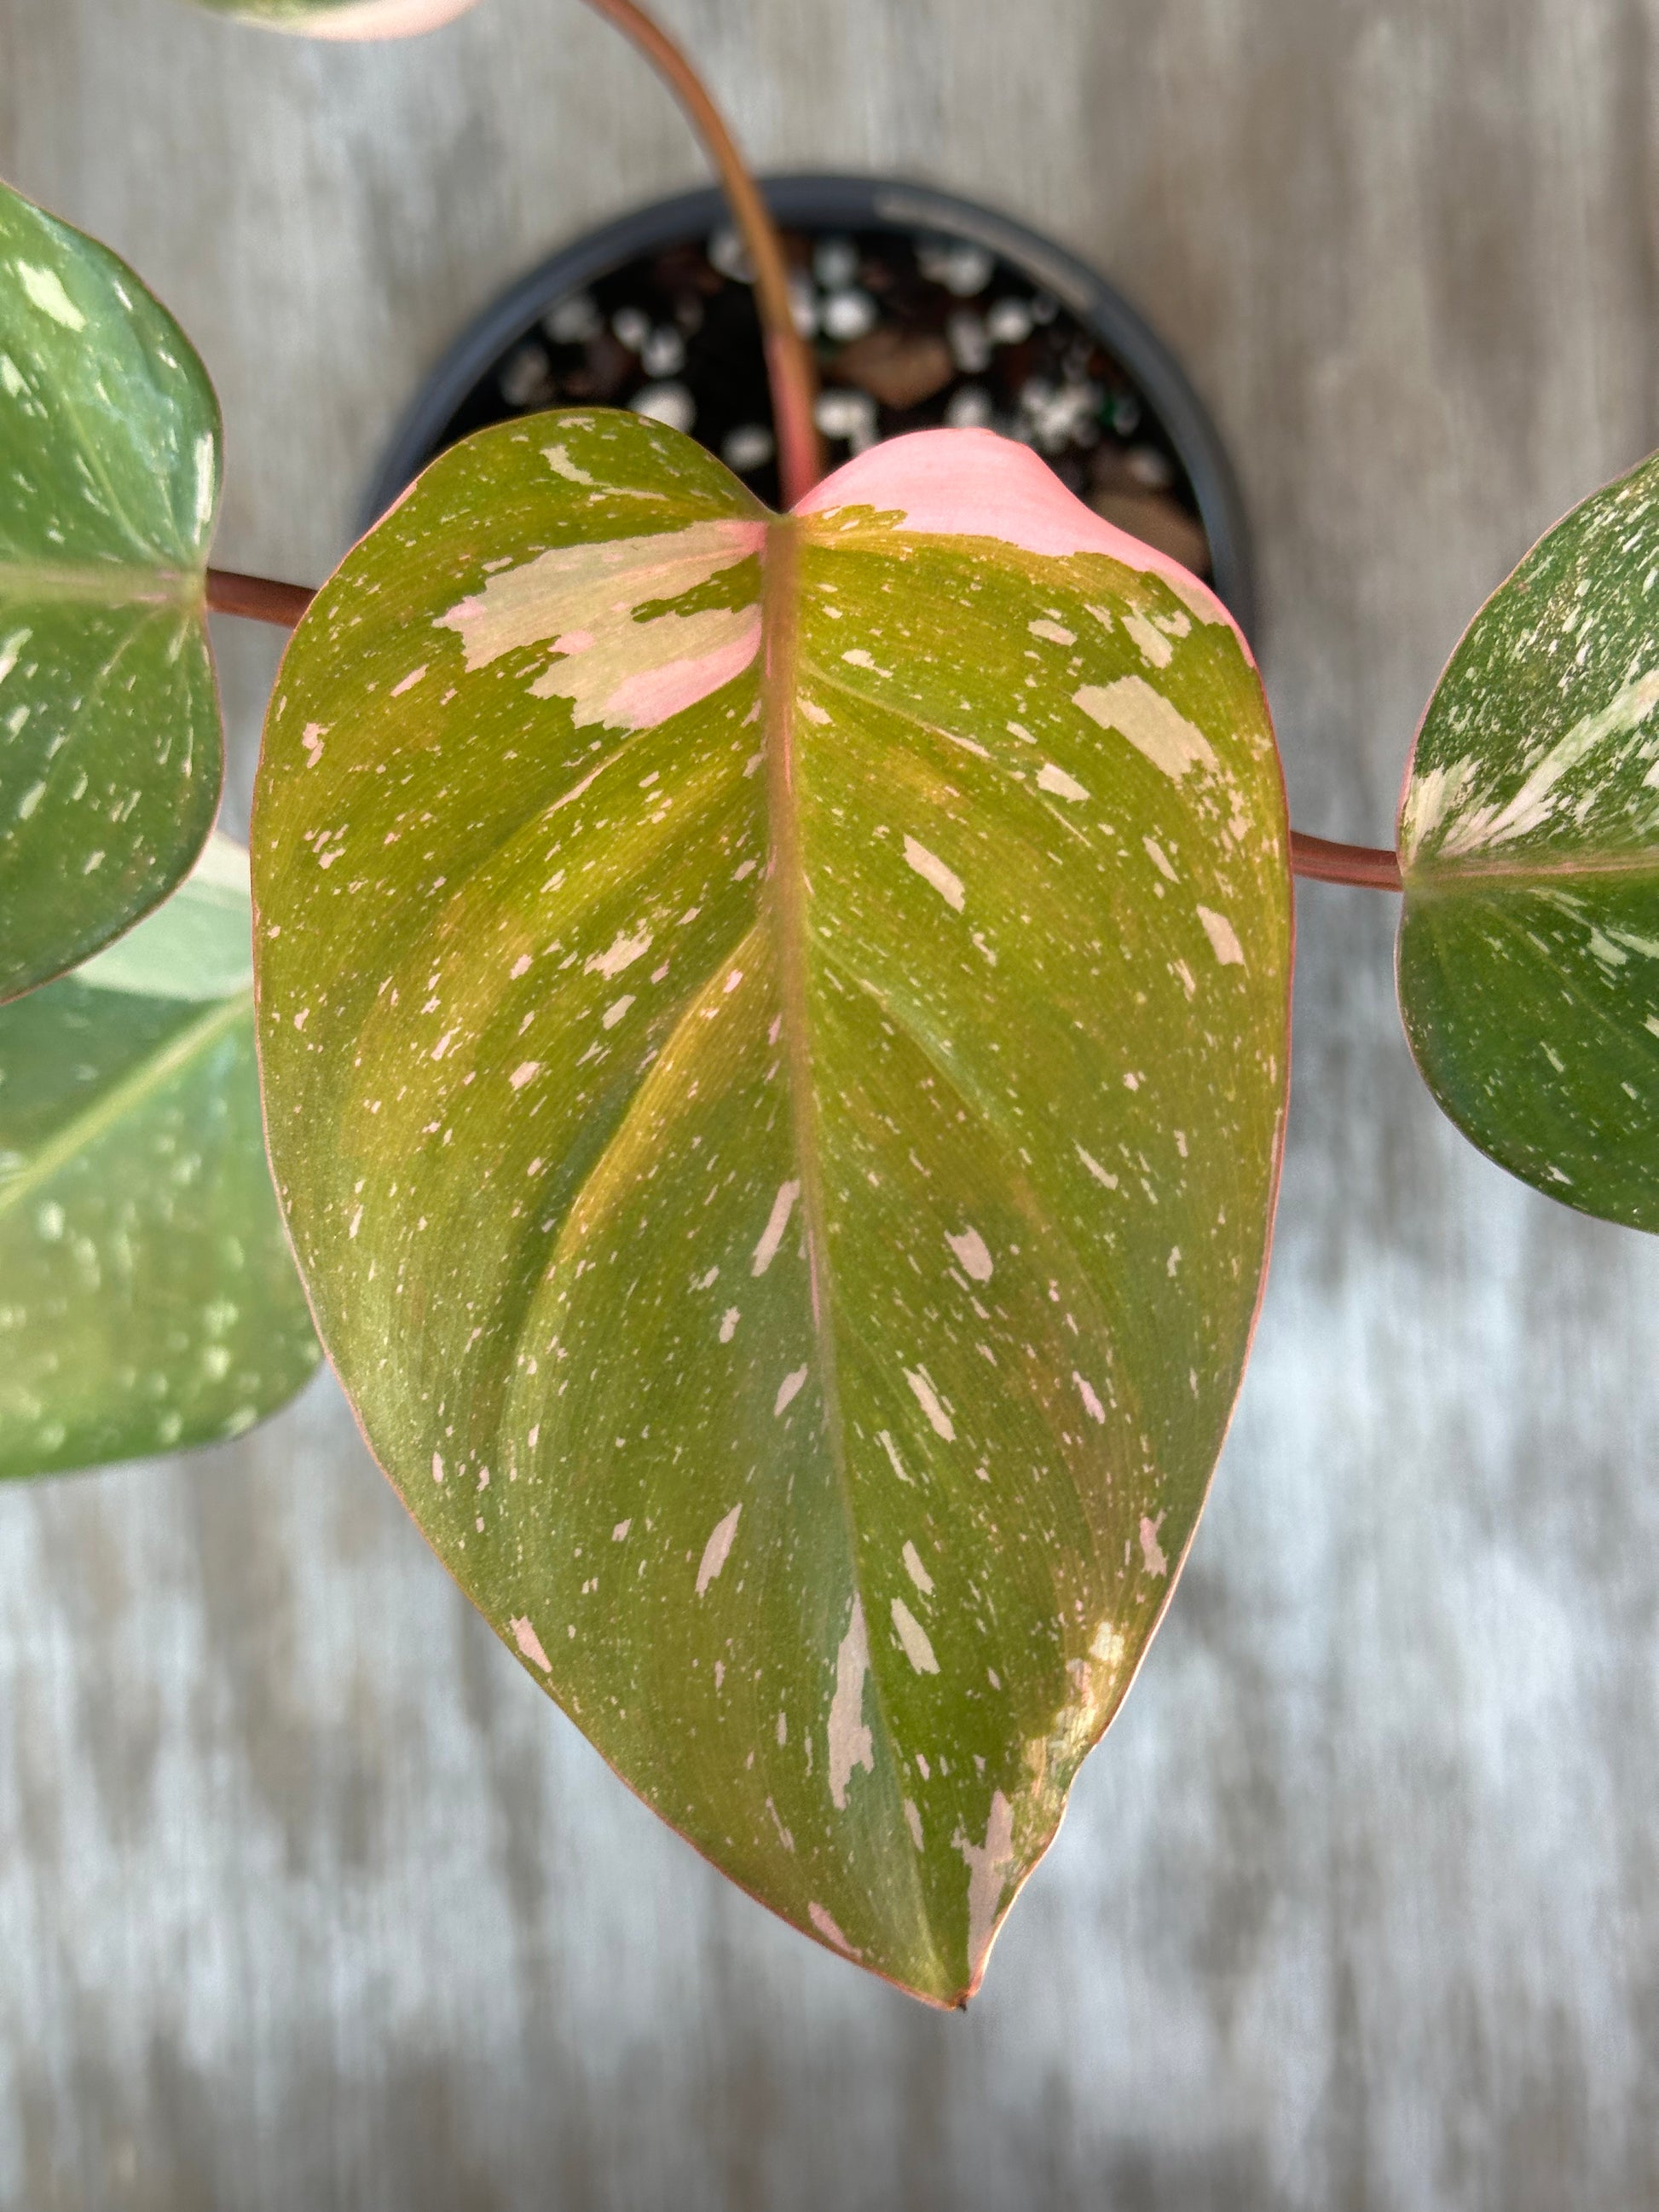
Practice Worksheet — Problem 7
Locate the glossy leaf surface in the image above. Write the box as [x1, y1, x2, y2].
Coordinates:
[1399, 453, 1659, 1229]
[187, 0, 484, 35]
[0, 835, 321, 1481]
[253, 416, 1292, 2003]
[0, 180, 223, 1004]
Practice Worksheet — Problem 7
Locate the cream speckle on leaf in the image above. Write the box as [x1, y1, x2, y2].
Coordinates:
[543, 441, 596, 486]
[1073, 1371, 1107, 1424]
[17, 261, 85, 331]
[1122, 611, 1175, 669]
[905, 1367, 957, 1441]
[956, 1791, 1016, 1984]
[945, 1226, 993, 1281]
[808, 1901, 858, 1955]
[902, 1541, 934, 1597]
[1074, 676, 1219, 783]
[587, 927, 653, 979]
[751, 1181, 801, 1276]
[890, 1597, 939, 1675]
[827, 1599, 875, 1811]
[1139, 1513, 1168, 1577]
[901, 836, 965, 912]
[696, 1504, 743, 1597]
[1037, 761, 1090, 803]
[1195, 905, 1246, 966]
[511, 1616, 552, 1672]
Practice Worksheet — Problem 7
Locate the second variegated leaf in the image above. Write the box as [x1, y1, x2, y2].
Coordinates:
[1399, 452, 1659, 1229]
[0, 180, 224, 1002]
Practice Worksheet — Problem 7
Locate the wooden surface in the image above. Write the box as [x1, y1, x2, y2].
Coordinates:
[4, 0, 1659, 2203]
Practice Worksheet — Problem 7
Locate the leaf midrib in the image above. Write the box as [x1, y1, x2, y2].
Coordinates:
[0, 988, 249, 1224]
[760, 516, 944, 1981]
[760, 519, 854, 1543]
[1404, 846, 1659, 891]
[0, 558, 205, 609]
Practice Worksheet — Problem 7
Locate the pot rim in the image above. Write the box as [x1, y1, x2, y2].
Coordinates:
[361, 170, 1256, 638]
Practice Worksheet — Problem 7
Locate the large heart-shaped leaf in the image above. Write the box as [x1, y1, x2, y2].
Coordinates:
[252, 415, 1291, 2003]
[1398, 453, 1659, 1230]
[185, 0, 485, 35]
[0, 833, 321, 1481]
[0, 181, 225, 1004]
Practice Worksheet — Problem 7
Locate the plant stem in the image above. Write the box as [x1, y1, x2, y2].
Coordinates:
[577, 0, 824, 505]
[1287, 832, 1402, 892]
[206, 568, 316, 627]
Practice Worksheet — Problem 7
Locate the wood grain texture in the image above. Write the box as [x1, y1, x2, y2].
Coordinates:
[3, 0, 1659, 2202]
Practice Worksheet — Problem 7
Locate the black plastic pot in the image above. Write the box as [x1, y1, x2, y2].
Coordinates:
[366, 174, 1255, 638]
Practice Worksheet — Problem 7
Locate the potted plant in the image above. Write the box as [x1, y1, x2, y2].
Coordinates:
[1, 0, 1652, 2012]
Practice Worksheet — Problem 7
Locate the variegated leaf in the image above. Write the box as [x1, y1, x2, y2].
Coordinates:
[0, 835, 321, 1480]
[0, 179, 223, 1003]
[1399, 452, 1659, 1230]
[252, 414, 1292, 2003]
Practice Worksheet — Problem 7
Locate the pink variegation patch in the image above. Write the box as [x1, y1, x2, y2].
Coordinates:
[795, 427, 1247, 659]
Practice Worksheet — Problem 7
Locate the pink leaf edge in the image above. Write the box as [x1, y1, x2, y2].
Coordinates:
[794, 426, 1251, 665]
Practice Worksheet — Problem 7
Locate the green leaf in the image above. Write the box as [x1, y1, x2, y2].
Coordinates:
[0, 180, 223, 1005]
[252, 413, 1292, 2004]
[1398, 452, 1659, 1230]
[185, 0, 485, 35]
[0, 834, 321, 1481]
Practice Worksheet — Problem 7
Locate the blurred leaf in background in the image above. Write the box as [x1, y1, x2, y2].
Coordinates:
[0, 834, 321, 1481]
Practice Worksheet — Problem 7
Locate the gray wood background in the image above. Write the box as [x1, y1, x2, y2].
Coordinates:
[4, 0, 1659, 2203]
